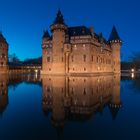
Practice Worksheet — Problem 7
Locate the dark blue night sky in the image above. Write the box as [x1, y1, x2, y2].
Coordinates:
[0, 0, 139, 61]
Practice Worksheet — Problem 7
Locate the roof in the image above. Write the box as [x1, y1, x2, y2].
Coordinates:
[108, 104, 120, 120]
[42, 30, 50, 39]
[53, 9, 65, 25]
[68, 26, 92, 37]
[108, 26, 121, 42]
[0, 32, 8, 44]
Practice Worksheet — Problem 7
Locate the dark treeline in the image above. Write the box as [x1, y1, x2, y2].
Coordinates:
[8, 54, 42, 66]
[122, 52, 140, 70]
[8, 52, 140, 70]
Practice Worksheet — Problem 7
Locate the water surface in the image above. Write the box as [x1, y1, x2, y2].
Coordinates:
[0, 74, 140, 140]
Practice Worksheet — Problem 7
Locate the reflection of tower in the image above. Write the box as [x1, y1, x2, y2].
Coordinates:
[51, 77, 65, 128]
[0, 75, 8, 115]
[42, 76, 65, 140]
[0, 32, 9, 73]
[42, 76, 53, 116]
[42, 76, 65, 127]
[109, 75, 122, 120]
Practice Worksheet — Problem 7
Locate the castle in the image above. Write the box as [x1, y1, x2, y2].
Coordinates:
[0, 32, 9, 73]
[41, 10, 122, 75]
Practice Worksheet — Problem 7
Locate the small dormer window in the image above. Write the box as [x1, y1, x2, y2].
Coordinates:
[82, 29, 85, 34]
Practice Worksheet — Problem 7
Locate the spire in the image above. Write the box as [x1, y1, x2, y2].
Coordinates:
[108, 26, 121, 43]
[54, 9, 65, 25]
[0, 32, 8, 44]
[42, 30, 50, 39]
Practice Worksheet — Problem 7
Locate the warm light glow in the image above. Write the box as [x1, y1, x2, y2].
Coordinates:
[131, 73, 135, 78]
[131, 69, 135, 73]
[35, 69, 38, 73]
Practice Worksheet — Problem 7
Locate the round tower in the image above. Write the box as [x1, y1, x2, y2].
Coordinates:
[50, 9, 67, 74]
[108, 26, 122, 73]
[0, 32, 9, 73]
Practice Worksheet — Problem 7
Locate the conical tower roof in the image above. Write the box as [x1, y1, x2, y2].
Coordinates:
[0, 32, 7, 44]
[108, 26, 121, 42]
[53, 9, 65, 25]
[42, 30, 50, 39]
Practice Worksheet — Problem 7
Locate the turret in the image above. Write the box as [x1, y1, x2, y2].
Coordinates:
[50, 9, 68, 74]
[42, 30, 52, 73]
[108, 26, 122, 73]
[0, 32, 9, 73]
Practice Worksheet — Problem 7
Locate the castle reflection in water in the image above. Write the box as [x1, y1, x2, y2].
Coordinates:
[0, 74, 121, 127]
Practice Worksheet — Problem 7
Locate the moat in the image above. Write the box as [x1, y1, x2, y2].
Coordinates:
[0, 74, 140, 140]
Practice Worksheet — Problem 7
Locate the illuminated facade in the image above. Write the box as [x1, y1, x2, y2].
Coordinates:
[0, 33, 8, 73]
[41, 10, 122, 75]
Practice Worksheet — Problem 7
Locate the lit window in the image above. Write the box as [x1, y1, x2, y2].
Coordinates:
[83, 44, 86, 47]
[47, 56, 50, 62]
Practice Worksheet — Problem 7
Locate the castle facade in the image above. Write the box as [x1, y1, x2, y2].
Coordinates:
[41, 10, 122, 75]
[0, 33, 9, 73]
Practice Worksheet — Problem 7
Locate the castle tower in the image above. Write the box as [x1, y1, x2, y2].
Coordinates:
[0, 32, 9, 73]
[42, 30, 52, 74]
[50, 10, 67, 74]
[108, 26, 122, 73]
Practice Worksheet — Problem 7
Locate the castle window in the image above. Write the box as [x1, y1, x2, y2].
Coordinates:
[97, 57, 99, 63]
[49, 68, 51, 71]
[83, 88, 86, 95]
[83, 55, 86, 62]
[71, 87, 74, 94]
[1, 62, 3, 66]
[92, 55, 93, 62]
[71, 56, 74, 62]
[47, 56, 50, 62]
[62, 88, 63, 93]
[2, 54, 5, 58]
[47, 87, 51, 92]
[84, 68, 86, 71]
[62, 57, 63, 62]
[74, 45, 77, 48]
[82, 29, 85, 34]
